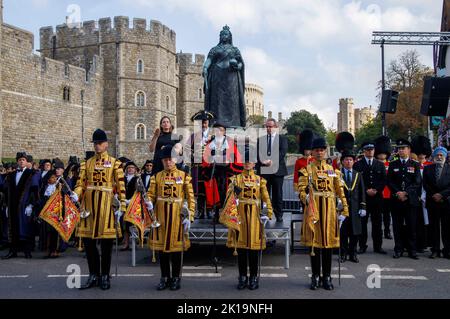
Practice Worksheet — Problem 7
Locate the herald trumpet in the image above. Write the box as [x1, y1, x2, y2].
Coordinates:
[56, 176, 90, 219]
[136, 175, 160, 228]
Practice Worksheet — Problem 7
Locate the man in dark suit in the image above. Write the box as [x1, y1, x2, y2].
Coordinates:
[2, 152, 39, 259]
[141, 160, 153, 191]
[354, 141, 387, 254]
[340, 150, 366, 263]
[423, 147, 450, 259]
[257, 118, 288, 222]
[388, 139, 422, 259]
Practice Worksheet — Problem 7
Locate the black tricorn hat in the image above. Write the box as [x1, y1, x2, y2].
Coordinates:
[375, 136, 392, 158]
[92, 129, 108, 143]
[16, 152, 27, 161]
[191, 110, 216, 122]
[161, 145, 176, 159]
[411, 135, 432, 157]
[85, 151, 95, 160]
[118, 157, 130, 164]
[144, 159, 154, 165]
[312, 137, 327, 150]
[340, 150, 356, 161]
[124, 161, 137, 170]
[335, 132, 354, 153]
[41, 159, 52, 165]
[298, 129, 314, 154]
[396, 138, 412, 148]
[53, 160, 65, 170]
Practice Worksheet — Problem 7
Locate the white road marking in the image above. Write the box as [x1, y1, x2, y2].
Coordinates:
[305, 267, 348, 271]
[308, 274, 355, 279]
[261, 266, 285, 270]
[379, 275, 427, 280]
[48, 274, 155, 278]
[183, 266, 223, 270]
[260, 274, 288, 278]
[367, 267, 415, 272]
[436, 269, 450, 273]
[0, 275, 29, 278]
[182, 273, 222, 277]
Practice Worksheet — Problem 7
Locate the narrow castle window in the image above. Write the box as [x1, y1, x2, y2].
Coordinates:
[198, 88, 203, 99]
[63, 86, 71, 102]
[135, 123, 146, 140]
[135, 91, 146, 107]
[137, 59, 144, 74]
[64, 64, 70, 78]
[166, 96, 170, 109]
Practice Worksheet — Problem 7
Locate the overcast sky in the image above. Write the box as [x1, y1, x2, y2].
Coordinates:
[3, 0, 444, 128]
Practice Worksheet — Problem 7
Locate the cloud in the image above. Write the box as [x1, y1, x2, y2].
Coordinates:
[120, 0, 442, 128]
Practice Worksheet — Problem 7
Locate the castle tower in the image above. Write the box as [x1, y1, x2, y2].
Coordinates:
[39, 17, 180, 163]
[337, 98, 355, 134]
[177, 53, 205, 129]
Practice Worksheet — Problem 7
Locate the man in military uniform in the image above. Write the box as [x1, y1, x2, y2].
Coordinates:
[226, 146, 273, 290]
[298, 137, 349, 291]
[388, 139, 422, 259]
[354, 141, 387, 254]
[147, 145, 195, 291]
[72, 129, 127, 290]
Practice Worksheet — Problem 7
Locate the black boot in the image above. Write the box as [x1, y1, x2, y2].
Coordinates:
[170, 277, 181, 290]
[237, 276, 248, 290]
[310, 275, 321, 290]
[100, 275, 110, 290]
[157, 277, 170, 291]
[2, 251, 18, 260]
[384, 230, 393, 240]
[248, 276, 259, 290]
[322, 276, 334, 291]
[79, 274, 99, 290]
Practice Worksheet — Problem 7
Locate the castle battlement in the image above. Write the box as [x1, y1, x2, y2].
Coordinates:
[177, 53, 205, 74]
[40, 16, 176, 52]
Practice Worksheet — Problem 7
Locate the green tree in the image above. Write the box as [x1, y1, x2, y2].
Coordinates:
[326, 128, 337, 147]
[355, 116, 383, 146]
[246, 115, 266, 127]
[284, 110, 326, 153]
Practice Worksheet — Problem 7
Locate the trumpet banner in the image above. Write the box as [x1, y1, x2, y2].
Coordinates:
[124, 192, 152, 247]
[39, 191, 80, 243]
[219, 191, 241, 232]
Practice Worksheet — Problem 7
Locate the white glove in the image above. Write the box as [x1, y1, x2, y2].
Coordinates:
[114, 210, 123, 219]
[5, 207, 8, 218]
[235, 199, 239, 206]
[125, 199, 130, 206]
[305, 194, 310, 204]
[420, 191, 426, 203]
[145, 200, 154, 211]
[338, 215, 346, 223]
[25, 205, 33, 217]
[260, 215, 270, 226]
[70, 193, 79, 203]
[336, 199, 344, 211]
[182, 218, 191, 232]
[358, 209, 367, 217]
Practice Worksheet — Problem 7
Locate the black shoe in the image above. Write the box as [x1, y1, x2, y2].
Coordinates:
[310, 275, 321, 290]
[429, 252, 440, 259]
[339, 255, 346, 263]
[374, 248, 387, 255]
[79, 274, 99, 290]
[248, 276, 259, 290]
[276, 217, 283, 223]
[157, 277, 170, 291]
[100, 275, 110, 290]
[237, 276, 248, 290]
[409, 253, 419, 260]
[24, 252, 32, 259]
[358, 245, 368, 254]
[2, 251, 18, 260]
[322, 276, 334, 291]
[170, 277, 181, 290]
[349, 255, 359, 263]
[393, 251, 403, 259]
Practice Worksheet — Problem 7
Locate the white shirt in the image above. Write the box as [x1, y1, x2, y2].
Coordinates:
[202, 128, 210, 145]
[126, 174, 134, 184]
[364, 157, 374, 166]
[145, 174, 151, 188]
[15, 167, 27, 186]
[400, 157, 409, 164]
[41, 170, 49, 179]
